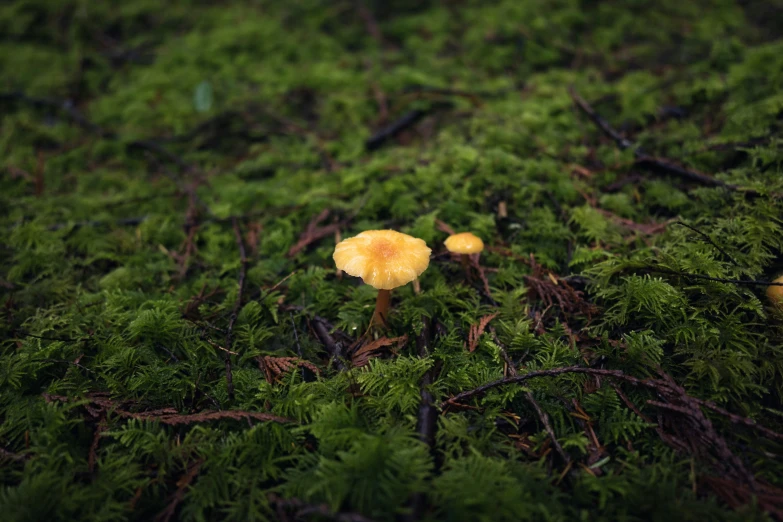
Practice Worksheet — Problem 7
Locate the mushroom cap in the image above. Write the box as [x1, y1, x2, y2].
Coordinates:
[444, 232, 484, 254]
[767, 275, 783, 308]
[333, 230, 431, 290]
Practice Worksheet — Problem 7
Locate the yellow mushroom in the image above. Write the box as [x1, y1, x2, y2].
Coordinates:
[333, 230, 431, 326]
[444, 232, 484, 278]
[767, 275, 783, 310]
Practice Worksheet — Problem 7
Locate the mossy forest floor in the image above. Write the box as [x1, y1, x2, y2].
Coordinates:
[3, 1, 783, 521]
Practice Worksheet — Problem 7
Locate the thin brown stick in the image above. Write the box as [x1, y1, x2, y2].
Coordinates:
[646, 266, 783, 287]
[441, 367, 663, 408]
[443, 365, 783, 489]
[491, 328, 516, 376]
[568, 88, 634, 151]
[694, 400, 783, 443]
[155, 460, 203, 522]
[672, 221, 743, 268]
[131, 410, 294, 425]
[224, 217, 248, 400]
[491, 329, 570, 464]
[88, 420, 107, 473]
[415, 317, 437, 449]
[409, 316, 438, 522]
[525, 390, 571, 464]
[311, 318, 346, 371]
[43, 393, 295, 425]
[567, 87, 759, 194]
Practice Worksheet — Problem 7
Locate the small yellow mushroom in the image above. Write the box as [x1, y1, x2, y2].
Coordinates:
[444, 232, 484, 279]
[766, 275, 783, 310]
[334, 230, 431, 326]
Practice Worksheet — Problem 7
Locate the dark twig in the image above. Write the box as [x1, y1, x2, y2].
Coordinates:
[694, 401, 783, 444]
[43, 394, 295, 425]
[568, 87, 751, 193]
[491, 329, 570, 464]
[645, 374, 755, 488]
[224, 218, 248, 400]
[155, 460, 203, 522]
[365, 101, 453, 151]
[42, 358, 94, 373]
[365, 109, 426, 151]
[440, 366, 643, 407]
[526, 391, 570, 464]
[88, 420, 107, 473]
[633, 155, 732, 189]
[408, 316, 438, 522]
[279, 304, 354, 344]
[441, 366, 783, 445]
[672, 221, 742, 268]
[646, 267, 783, 287]
[443, 365, 783, 493]
[415, 317, 438, 450]
[311, 318, 346, 371]
[131, 410, 293, 425]
[155, 344, 180, 363]
[268, 494, 377, 522]
[568, 88, 634, 150]
[287, 209, 341, 257]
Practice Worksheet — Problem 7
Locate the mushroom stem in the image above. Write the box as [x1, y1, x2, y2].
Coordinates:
[460, 254, 472, 281]
[373, 289, 392, 327]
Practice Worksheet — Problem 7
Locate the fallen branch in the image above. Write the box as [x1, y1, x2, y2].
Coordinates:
[441, 365, 782, 479]
[365, 109, 426, 151]
[155, 460, 203, 522]
[568, 87, 765, 195]
[491, 330, 570, 465]
[44, 393, 295, 425]
[132, 410, 294, 425]
[279, 304, 354, 344]
[646, 266, 783, 287]
[88, 420, 107, 473]
[672, 221, 742, 268]
[223, 218, 248, 400]
[410, 316, 438, 522]
[287, 209, 341, 257]
[415, 317, 438, 450]
[311, 318, 346, 371]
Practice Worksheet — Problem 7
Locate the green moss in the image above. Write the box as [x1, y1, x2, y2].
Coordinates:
[2, 1, 783, 521]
